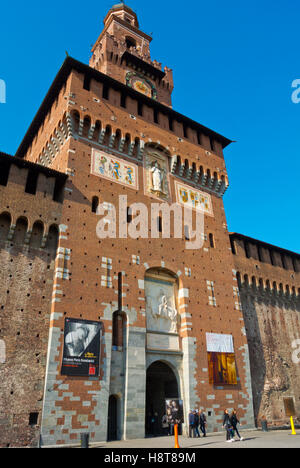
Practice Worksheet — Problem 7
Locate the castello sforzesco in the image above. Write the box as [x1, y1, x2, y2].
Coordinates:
[0, 3, 299, 448]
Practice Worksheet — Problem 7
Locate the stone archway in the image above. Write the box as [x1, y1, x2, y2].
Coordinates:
[145, 361, 179, 436]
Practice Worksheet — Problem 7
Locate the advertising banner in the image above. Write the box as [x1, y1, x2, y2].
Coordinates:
[206, 332, 234, 353]
[61, 318, 102, 377]
[165, 399, 184, 424]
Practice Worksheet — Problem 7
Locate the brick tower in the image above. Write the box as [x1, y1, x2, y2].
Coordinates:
[0, 3, 257, 447]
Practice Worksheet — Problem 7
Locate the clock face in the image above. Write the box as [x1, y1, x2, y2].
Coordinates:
[126, 72, 157, 100]
[132, 77, 152, 97]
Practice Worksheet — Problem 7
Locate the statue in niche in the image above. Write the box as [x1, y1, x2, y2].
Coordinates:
[151, 160, 164, 193]
[144, 147, 170, 202]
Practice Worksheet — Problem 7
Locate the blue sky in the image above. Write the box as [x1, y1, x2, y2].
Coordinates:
[0, 0, 299, 253]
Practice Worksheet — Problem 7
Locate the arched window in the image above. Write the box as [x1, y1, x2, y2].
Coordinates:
[30, 221, 44, 249]
[103, 125, 112, 146]
[46, 224, 59, 254]
[13, 217, 28, 245]
[125, 36, 136, 50]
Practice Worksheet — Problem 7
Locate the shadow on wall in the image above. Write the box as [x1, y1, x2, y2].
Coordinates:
[238, 276, 300, 427]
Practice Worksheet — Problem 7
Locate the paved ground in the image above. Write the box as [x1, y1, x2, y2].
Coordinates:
[92, 429, 300, 449]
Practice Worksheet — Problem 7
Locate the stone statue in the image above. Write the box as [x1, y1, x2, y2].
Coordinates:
[150, 161, 164, 193]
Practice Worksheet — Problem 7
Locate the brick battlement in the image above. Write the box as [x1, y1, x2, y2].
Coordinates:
[0, 152, 67, 202]
[230, 232, 300, 297]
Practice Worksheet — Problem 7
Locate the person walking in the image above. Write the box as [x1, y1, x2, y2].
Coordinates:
[230, 410, 244, 441]
[162, 413, 169, 436]
[199, 410, 207, 437]
[188, 410, 195, 438]
[194, 410, 200, 437]
[223, 409, 234, 443]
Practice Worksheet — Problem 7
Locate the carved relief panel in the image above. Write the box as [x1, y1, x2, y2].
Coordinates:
[145, 270, 179, 334]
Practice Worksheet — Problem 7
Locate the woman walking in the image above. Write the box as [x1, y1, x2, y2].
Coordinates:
[230, 410, 244, 441]
[223, 409, 234, 443]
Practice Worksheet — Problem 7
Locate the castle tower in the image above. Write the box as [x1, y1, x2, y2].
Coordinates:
[90, 2, 174, 107]
[0, 4, 258, 447]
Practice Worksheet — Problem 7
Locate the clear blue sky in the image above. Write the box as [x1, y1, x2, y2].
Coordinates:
[0, 0, 299, 253]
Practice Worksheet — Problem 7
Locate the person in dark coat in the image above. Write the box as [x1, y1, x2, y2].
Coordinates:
[230, 410, 244, 441]
[188, 410, 195, 438]
[194, 410, 200, 437]
[223, 409, 234, 442]
[199, 410, 207, 437]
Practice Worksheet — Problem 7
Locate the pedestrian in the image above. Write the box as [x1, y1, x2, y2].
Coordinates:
[148, 412, 154, 436]
[223, 409, 234, 443]
[188, 410, 195, 438]
[153, 412, 159, 436]
[162, 413, 169, 436]
[230, 409, 244, 441]
[194, 410, 200, 437]
[199, 409, 207, 437]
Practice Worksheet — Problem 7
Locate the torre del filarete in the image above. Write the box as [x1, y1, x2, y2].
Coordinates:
[0, 3, 299, 447]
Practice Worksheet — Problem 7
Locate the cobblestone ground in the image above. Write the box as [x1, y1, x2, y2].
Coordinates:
[91, 429, 300, 449]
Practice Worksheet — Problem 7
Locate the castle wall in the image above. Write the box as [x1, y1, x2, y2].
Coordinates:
[0, 161, 64, 447]
[231, 234, 300, 426]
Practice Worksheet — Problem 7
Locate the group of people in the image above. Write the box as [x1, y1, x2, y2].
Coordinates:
[223, 409, 244, 442]
[188, 409, 207, 438]
[149, 406, 244, 442]
[188, 409, 244, 443]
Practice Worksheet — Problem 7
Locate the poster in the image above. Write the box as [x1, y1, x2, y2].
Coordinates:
[61, 318, 102, 377]
[165, 399, 184, 424]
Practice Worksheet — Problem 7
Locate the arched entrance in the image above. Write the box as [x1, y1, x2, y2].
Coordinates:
[145, 361, 179, 436]
[107, 395, 118, 441]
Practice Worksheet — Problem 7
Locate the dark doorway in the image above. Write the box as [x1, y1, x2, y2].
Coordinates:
[107, 395, 118, 441]
[145, 361, 179, 437]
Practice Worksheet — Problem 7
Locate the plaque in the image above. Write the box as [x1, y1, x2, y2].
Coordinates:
[283, 398, 296, 417]
[147, 332, 179, 351]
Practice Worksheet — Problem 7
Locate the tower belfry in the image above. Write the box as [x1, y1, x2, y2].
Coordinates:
[89, 3, 174, 107]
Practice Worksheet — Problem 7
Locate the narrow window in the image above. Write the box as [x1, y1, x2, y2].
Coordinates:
[92, 196, 99, 213]
[83, 74, 91, 91]
[29, 412, 38, 426]
[183, 124, 188, 138]
[158, 216, 162, 233]
[230, 236, 236, 255]
[209, 233, 215, 248]
[102, 84, 109, 100]
[120, 93, 127, 108]
[53, 178, 65, 203]
[138, 101, 143, 116]
[0, 162, 10, 186]
[25, 170, 38, 195]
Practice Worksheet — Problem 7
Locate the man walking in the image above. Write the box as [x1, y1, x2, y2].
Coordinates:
[188, 410, 195, 438]
[199, 410, 207, 437]
[194, 410, 200, 437]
